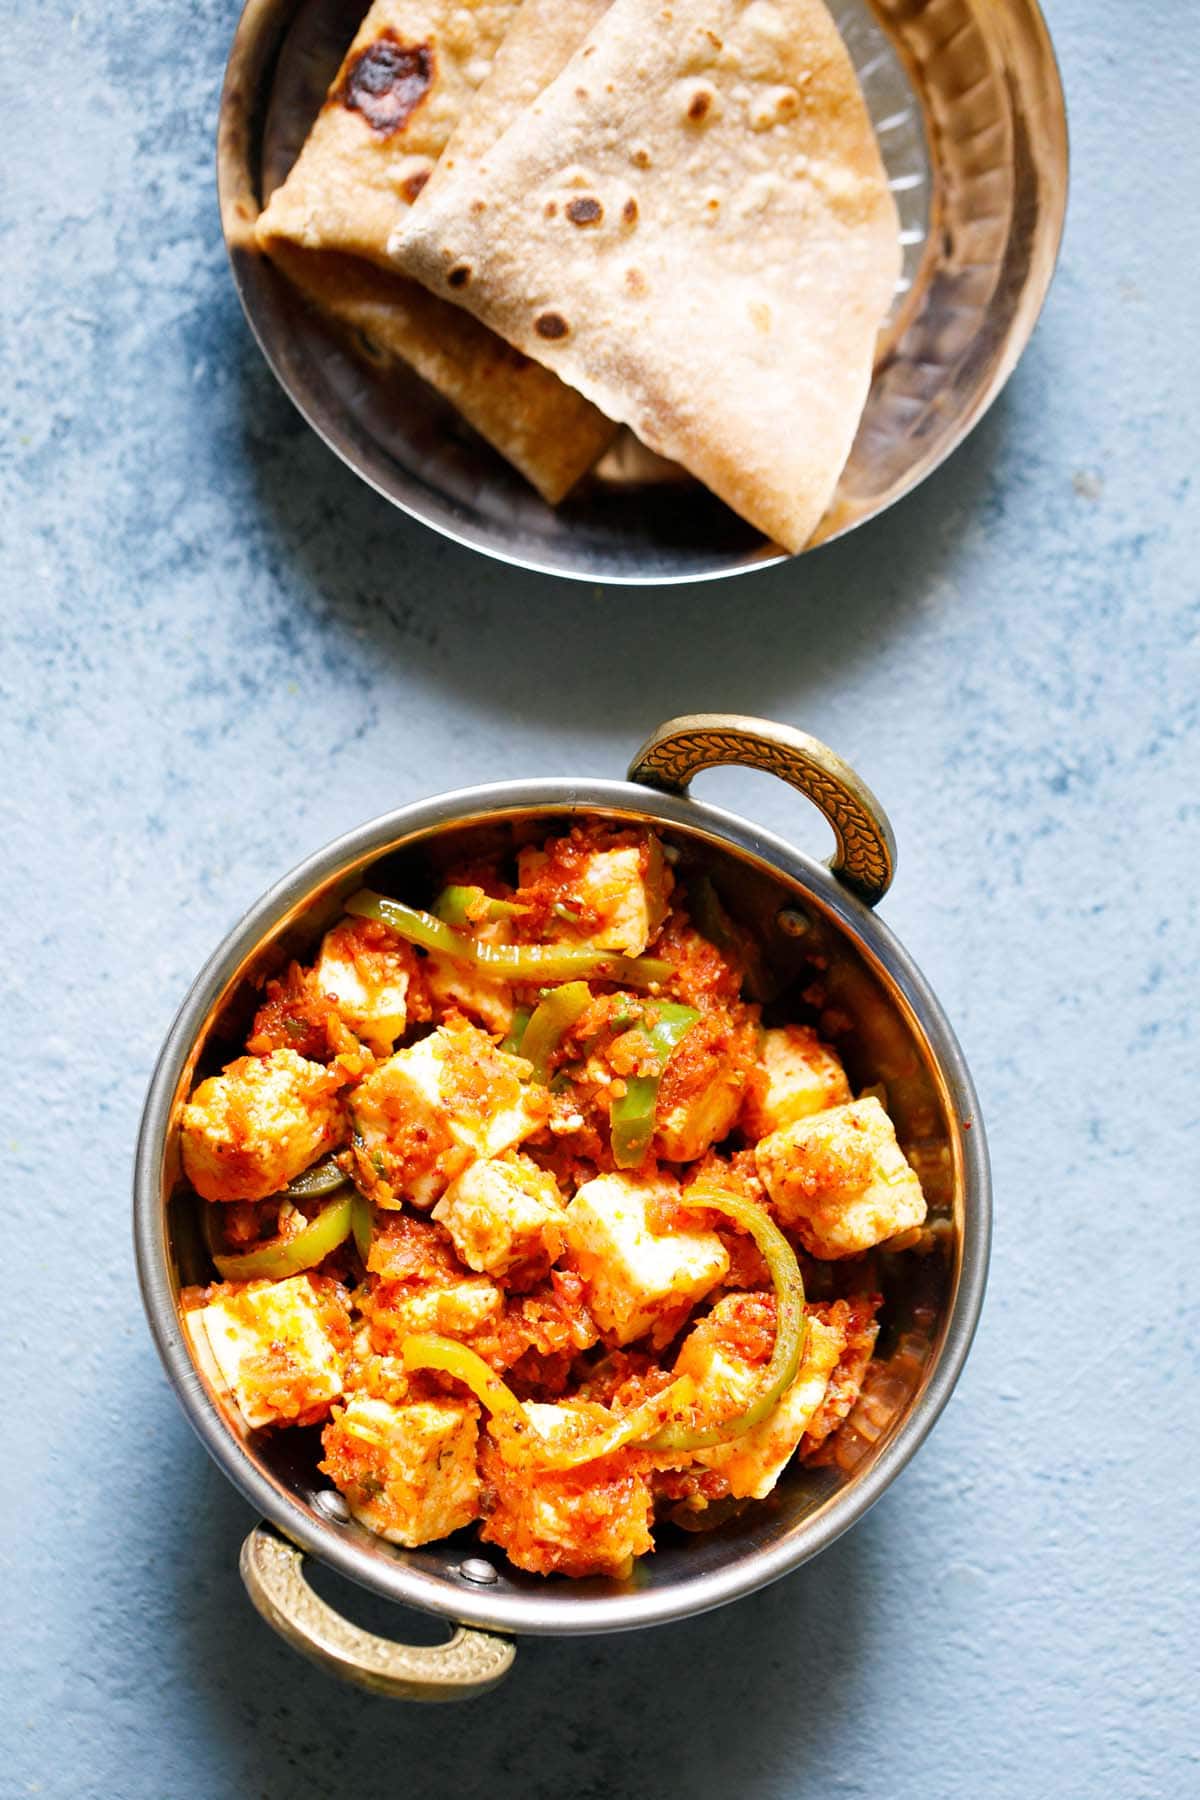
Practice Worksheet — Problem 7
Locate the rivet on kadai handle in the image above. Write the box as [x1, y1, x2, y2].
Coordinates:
[627, 714, 896, 907]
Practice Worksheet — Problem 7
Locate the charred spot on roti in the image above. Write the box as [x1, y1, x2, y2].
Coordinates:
[631, 146, 652, 169]
[623, 196, 639, 225]
[566, 197, 603, 226]
[447, 264, 472, 288]
[685, 81, 718, 123]
[390, 153, 435, 204]
[575, 87, 590, 101]
[545, 201, 559, 218]
[470, 198, 487, 214]
[625, 267, 648, 296]
[337, 33, 435, 137]
[534, 311, 570, 339]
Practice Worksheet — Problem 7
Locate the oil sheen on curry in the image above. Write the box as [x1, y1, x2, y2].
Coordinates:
[181, 824, 928, 1580]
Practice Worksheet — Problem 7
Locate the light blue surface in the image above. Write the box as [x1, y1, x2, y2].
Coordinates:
[2, 1, 1197, 1794]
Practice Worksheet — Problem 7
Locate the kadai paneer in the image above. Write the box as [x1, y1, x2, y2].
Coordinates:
[181, 822, 926, 1579]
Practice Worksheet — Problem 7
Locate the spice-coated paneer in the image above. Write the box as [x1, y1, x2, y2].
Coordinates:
[740, 1024, 852, 1141]
[424, 916, 518, 1036]
[190, 1274, 349, 1430]
[350, 1023, 547, 1207]
[654, 1009, 759, 1162]
[755, 1096, 926, 1258]
[517, 831, 671, 957]
[366, 1273, 504, 1347]
[478, 1402, 654, 1577]
[565, 1170, 729, 1346]
[799, 1297, 882, 1454]
[181, 1047, 346, 1203]
[434, 1152, 568, 1281]
[424, 952, 516, 1037]
[321, 1394, 481, 1546]
[673, 1294, 845, 1498]
[313, 918, 420, 1055]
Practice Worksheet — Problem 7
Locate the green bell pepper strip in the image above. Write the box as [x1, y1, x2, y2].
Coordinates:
[206, 1192, 354, 1283]
[401, 1334, 698, 1471]
[432, 885, 531, 926]
[400, 1334, 526, 1419]
[346, 889, 673, 989]
[346, 891, 464, 957]
[609, 1002, 699, 1169]
[646, 1188, 807, 1452]
[285, 1155, 352, 1200]
[350, 1192, 374, 1263]
[520, 981, 592, 1082]
[493, 1376, 700, 1472]
[500, 1005, 532, 1055]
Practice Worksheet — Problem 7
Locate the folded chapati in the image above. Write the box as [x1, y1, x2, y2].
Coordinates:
[256, 0, 615, 502]
[263, 242, 615, 502]
[392, 0, 900, 548]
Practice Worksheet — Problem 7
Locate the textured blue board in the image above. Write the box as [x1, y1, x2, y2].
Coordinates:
[1, 1, 1197, 1795]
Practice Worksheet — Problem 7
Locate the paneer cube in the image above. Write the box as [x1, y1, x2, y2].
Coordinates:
[564, 1171, 728, 1346]
[434, 1152, 568, 1281]
[755, 1096, 926, 1258]
[799, 1296, 882, 1454]
[479, 1402, 655, 1577]
[656, 1075, 745, 1162]
[189, 1274, 349, 1430]
[425, 952, 516, 1037]
[425, 917, 516, 1036]
[673, 1294, 845, 1498]
[739, 1024, 852, 1141]
[654, 1011, 758, 1162]
[181, 1048, 346, 1202]
[314, 918, 418, 1055]
[321, 1394, 481, 1547]
[518, 832, 671, 956]
[344, 1324, 413, 1407]
[350, 1023, 547, 1208]
[367, 1273, 503, 1348]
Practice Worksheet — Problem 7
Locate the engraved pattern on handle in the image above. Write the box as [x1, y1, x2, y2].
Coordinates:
[628, 714, 896, 906]
[240, 1523, 515, 1702]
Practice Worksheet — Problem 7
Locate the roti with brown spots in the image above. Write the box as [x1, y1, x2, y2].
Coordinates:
[256, 0, 615, 503]
[392, 0, 900, 548]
